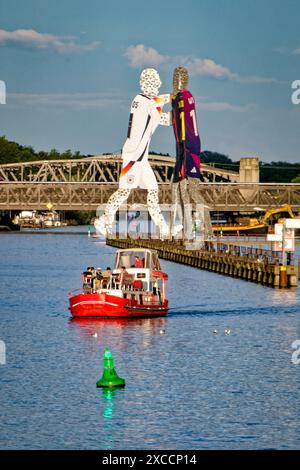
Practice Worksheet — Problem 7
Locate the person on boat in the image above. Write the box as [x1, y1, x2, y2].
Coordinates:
[157, 287, 162, 304]
[96, 267, 102, 278]
[82, 270, 93, 293]
[85, 267, 96, 291]
[120, 266, 127, 282]
[134, 256, 144, 268]
[93, 267, 102, 290]
[101, 267, 112, 288]
[120, 266, 132, 289]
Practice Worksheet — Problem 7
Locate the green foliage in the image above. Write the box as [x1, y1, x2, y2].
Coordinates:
[201, 150, 239, 172]
[201, 150, 232, 165]
[260, 161, 300, 183]
[64, 210, 95, 225]
[0, 136, 84, 165]
[201, 151, 300, 183]
[150, 151, 171, 156]
[1, 136, 299, 183]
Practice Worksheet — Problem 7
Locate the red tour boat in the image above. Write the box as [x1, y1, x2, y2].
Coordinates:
[69, 248, 169, 318]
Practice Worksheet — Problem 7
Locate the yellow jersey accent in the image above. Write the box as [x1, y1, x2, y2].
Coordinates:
[180, 111, 186, 141]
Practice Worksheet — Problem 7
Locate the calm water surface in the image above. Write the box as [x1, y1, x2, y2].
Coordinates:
[0, 230, 299, 449]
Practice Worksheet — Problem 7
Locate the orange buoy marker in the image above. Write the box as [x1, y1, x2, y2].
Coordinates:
[96, 348, 125, 388]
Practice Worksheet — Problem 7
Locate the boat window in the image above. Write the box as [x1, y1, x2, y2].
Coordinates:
[119, 254, 132, 269]
[143, 252, 148, 268]
[115, 251, 162, 270]
[116, 251, 150, 269]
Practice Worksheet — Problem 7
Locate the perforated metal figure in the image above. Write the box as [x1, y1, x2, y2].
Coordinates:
[95, 69, 174, 237]
[171, 66, 213, 240]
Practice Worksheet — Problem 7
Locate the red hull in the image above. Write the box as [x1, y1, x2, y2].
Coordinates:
[69, 292, 168, 318]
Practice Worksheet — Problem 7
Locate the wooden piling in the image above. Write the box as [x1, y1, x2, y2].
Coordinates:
[106, 237, 297, 289]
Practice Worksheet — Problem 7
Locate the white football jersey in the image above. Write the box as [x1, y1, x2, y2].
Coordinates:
[119, 94, 162, 190]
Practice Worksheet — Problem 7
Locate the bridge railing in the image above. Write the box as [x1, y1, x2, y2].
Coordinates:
[0, 156, 239, 183]
[0, 181, 299, 211]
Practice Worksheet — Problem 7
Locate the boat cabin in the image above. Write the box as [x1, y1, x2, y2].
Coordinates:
[111, 248, 168, 303]
[114, 248, 161, 271]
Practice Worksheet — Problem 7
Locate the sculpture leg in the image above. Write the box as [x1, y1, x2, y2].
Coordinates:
[203, 207, 213, 239]
[171, 182, 182, 228]
[171, 181, 189, 238]
[188, 178, 213, 239]
[147, 189, 170, 237]
[179, 179, 193, 240]
[95, 188, 131, 235]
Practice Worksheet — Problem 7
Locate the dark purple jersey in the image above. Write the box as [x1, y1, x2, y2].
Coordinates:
[172, 89, 201, 182]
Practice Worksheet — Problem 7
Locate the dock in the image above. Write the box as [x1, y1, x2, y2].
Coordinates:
[106, 237, 298, 288]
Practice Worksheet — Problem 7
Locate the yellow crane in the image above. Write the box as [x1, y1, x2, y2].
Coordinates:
[213, 204, 300, 235]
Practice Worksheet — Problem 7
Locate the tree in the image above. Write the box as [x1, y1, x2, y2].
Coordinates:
[292, 175, 300, 183]
[0, 137, 86, 164]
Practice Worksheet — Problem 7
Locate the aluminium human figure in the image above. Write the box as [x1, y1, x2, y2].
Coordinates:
[95, 68, 181, 238]
[170, 66, 213, 240]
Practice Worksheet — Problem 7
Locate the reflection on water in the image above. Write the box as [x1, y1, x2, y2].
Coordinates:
[102, 388, 116, 420]
[69, 317, 167, 352]
[69, 317, 167, 333]
[271, 288, 298, 305]
[100, 388, 121, 450]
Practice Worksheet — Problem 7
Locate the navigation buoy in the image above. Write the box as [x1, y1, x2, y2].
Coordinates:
[96, 348, 125, 388]
[213, 329, 218, 335]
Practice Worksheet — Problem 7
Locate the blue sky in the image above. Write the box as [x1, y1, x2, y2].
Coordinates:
[0, 0, 299, 162]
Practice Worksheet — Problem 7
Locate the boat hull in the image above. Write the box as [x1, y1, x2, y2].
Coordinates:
[69, 292, 168, 318]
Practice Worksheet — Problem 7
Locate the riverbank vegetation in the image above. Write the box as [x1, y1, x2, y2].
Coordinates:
[1, 136, 299, 183]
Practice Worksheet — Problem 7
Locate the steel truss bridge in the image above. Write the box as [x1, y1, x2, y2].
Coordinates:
[0, 154, 299, 211]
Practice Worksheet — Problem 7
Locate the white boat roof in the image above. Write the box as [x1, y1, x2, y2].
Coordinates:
[116, 248, 158, 255]
[115, 247, 161, 271]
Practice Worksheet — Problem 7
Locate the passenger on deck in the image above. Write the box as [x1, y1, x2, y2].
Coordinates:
[96, 267, 102, 279]
[120, 266, 128, 283]
[120, 266, 133, 290]
[134, 256, 144, 268]
[94, 267, 102, 290]
[82, 270, 93, 293]
[101, 267, 112, 288]
[157, 288, 162, 304]
[88, 267, 97, 290]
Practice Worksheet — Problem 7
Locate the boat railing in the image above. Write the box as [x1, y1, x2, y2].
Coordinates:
[68, 288, 84, 297]
[204, 242, 291, 265]
[122, 290, 162, 305]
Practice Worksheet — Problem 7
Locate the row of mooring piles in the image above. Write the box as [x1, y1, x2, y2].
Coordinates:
[106, 237, 298, 288]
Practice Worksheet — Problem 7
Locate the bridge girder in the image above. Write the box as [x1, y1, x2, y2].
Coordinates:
[0, 182, 299, 212]
[0, 154, 238, 184]
[1, 155, 299, 212]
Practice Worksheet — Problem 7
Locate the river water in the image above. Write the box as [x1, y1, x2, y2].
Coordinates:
[0, 229, 299, 449]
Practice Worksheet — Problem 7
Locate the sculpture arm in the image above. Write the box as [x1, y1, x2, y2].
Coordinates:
[157, 94, 170, 105]
[159, 111, 172, 126]
[156, 94, 172, 126]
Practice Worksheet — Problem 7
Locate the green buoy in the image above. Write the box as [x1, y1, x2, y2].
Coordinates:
[96, 348, 125, 388]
